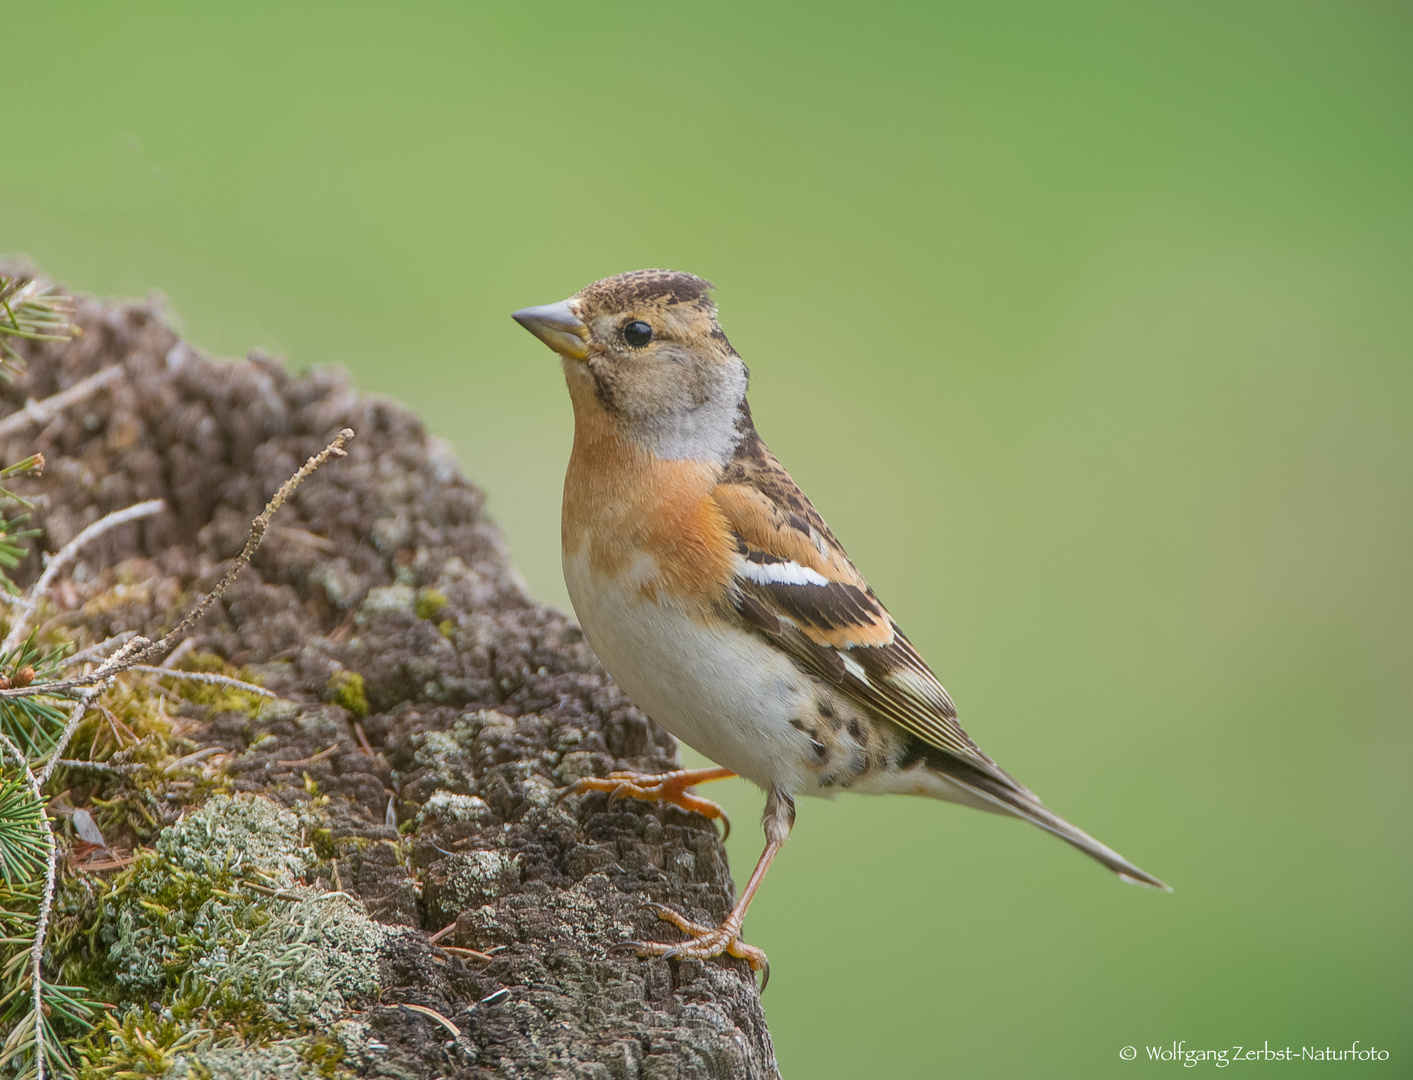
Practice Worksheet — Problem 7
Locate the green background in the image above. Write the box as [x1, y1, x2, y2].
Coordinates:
[4, 3, 1410, 1075]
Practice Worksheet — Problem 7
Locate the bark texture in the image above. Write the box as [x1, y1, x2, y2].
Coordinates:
[2, 289, 779, 1079]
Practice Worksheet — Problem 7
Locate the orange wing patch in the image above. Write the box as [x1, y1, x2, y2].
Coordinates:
[712, 483, 838, 576]
[712, 481, 894, 650]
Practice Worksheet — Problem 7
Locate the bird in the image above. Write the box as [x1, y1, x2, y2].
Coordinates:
[512, 269, 1167, 983]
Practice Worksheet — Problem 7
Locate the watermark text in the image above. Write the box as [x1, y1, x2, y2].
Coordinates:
[1118, 1041, 1390, 1067]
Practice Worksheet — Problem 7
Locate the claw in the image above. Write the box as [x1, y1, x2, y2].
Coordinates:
[624, 898, 769, 983]
[554, 768, 734, 834]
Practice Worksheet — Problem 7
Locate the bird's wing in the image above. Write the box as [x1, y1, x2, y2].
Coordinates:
[712, 429, 1027, 793]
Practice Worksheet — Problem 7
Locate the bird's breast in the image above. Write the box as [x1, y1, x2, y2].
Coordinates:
[562, 541, 817, 791]
[562, 426, 735, 616]
[561, 429, 819, 789]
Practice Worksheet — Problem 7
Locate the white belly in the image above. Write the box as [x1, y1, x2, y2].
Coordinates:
[563, 546, 815, 792]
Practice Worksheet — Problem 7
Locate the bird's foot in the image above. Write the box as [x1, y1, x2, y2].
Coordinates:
[563, 767, 734, 839]
[621, 901, 769, 988]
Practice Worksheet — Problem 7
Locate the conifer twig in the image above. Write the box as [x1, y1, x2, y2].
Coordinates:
[0, 500, 166, 656]
[0, 367, 124, 442]
[125, 666, 277, 699]
[0, 429, 355, 1079]
[0, 729, 50, 1080]
[126, 428, 355, 668]
[0, 428, 355, 699]
[35, 687, 103, 789]
[61, 632, 139, 668]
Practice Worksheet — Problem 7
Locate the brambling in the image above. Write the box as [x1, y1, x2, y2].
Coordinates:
[513, 270, 1167, 983]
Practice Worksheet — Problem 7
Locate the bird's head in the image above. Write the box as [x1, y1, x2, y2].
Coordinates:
[513, 269, 749, 463]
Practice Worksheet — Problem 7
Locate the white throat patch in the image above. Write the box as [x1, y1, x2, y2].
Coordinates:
[629, 359, 749, 466]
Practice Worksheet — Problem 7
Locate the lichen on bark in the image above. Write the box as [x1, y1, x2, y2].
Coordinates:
[1, 287, 779, 1079]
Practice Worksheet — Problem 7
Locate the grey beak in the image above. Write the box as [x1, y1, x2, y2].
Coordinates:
[511, 299, 589, 360]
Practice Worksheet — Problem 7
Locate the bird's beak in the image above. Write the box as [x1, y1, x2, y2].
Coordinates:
[511, 299, 589, 360]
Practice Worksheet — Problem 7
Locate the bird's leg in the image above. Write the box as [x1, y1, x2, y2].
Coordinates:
[564, 765, 736, 837]
[627, 788, 794, 989]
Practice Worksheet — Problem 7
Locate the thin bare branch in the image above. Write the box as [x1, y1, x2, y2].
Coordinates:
[163, 747, 222, 774]
[397, 1003, 462, 1038]
[50, 760, 145, 776]
[0, 428, 354, 699]
[1, 499, 166, 656]
[36, 687, 101, 788]
[79, 636, 149, 688]
[126, 666, 278, 699]
[442, 946, 495, 963]
[62, 631, 139, 668]
[158, 637, 197, 669]
[126, 427, 355, 667]
[0, 366, 124, 441]
[0, 730, 28, 774]
[275, 744, 337, 767]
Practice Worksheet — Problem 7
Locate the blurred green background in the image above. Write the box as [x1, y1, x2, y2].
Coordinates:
[4, 2, 1410, 1075]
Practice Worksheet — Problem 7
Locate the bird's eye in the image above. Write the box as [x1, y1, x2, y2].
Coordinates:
[622, 320, 653, 348]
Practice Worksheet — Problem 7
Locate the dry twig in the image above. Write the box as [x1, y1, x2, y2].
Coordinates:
[397, 1003, 461, 1038]
[126, 666, 277, 699]
[35, 688, 102, 787]
[0, 500, 166, 657]
[50, 760, 145, 776]
[0, 367, 124, 442]
[0, 429, 355, 700]
[275, 745, 338, 767]
[62, 631, 139, 668]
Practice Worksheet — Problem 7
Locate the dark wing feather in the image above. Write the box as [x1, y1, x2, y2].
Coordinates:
[716, 423, 1028, 793]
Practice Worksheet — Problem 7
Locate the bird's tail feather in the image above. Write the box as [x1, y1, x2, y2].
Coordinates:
[921, 748, 1171, 890]
[978, 778, 1170, 890]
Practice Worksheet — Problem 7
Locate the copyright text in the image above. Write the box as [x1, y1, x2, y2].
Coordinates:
[1118, 1041, 1390, 1066]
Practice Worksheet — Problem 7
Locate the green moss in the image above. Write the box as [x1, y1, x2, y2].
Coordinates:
[300, 1033, 347, 1079]
[414, 587, 447, 620]
[437, 618, 454, 639]
[167, 681, 268, 715]
[161, 794, 313, 883]
[78, 1014, 345, 1080]
[100, 795, 312, 993]
[178, 652, 234, 675]
[55, 677, 239, 849]
[322, 671, 367, 720]
[65, 680, 176, 766]
[76, 1007, 196, 1078]
[306, 828, 335, 861]
[169, 1036, 342, 1079]
[146, 652, 269, 715]
[215, 891, 392, 1026]
[70, 795, 387, 1078]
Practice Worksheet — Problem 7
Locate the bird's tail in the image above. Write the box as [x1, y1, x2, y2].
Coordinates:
[916, 746, 1171, 891]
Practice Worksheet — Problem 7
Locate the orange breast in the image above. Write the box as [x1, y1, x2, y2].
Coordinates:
[562, 388, 736, 615]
